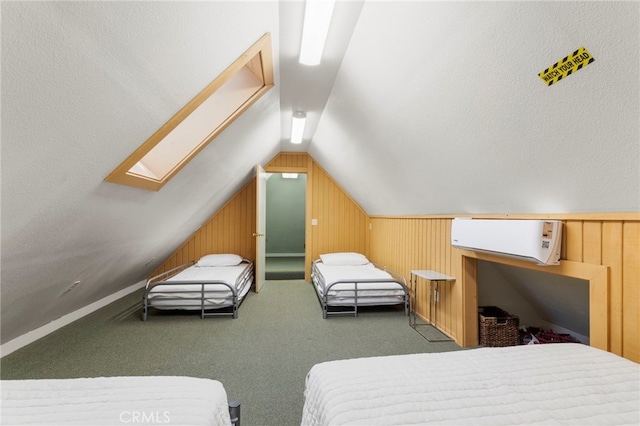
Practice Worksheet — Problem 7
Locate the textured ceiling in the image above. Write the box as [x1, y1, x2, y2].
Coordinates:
[1, 1, 638, 345]
[309, 1, 639, 215]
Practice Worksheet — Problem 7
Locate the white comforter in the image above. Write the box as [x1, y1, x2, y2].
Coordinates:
[149, 264, 250, 307]
[301, 343, 640, 425]
[2, 376, 231, 425]
[315, 263, 405, 295]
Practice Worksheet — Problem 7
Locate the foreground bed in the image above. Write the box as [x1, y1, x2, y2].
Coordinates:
[311, 252, 409, 318]
[1, 376, 236, 426]
[302, 343, 640, 425]
[143, 254, 254, 320]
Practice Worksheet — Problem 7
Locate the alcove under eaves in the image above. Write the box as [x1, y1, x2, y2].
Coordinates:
[461, 251, 608, 350]
[478, 260, 590, 343]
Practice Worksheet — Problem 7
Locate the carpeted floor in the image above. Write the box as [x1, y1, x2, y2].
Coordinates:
[0, 280, 461, 426]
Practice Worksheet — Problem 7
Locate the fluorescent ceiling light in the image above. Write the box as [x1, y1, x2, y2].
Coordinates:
[282, 173, 299, 179]
[291, 111, 306, 144]
[299, 0, 336, 66]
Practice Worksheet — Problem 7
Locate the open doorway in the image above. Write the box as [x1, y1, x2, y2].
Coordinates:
[265, 173, 306, 280]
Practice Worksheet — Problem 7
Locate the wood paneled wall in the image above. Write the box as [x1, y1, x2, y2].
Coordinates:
[264, 152, 369, 277]
[265, 151, 309, 169]
[306, 159, 369, 260]
[152, 152, 369, 281]
[151, 180, 256, 276]
[368, 214, 640, 363]
[368, 217, 460, 339]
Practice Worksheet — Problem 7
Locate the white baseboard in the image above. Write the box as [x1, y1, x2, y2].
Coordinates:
[266, 253, 305, 258]
[0, 280, 146, 358]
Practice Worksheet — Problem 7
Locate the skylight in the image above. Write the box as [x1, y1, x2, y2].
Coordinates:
[105, 33, 274, 191]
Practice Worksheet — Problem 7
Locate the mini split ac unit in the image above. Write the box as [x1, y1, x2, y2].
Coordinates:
[451, 218, 563, 266]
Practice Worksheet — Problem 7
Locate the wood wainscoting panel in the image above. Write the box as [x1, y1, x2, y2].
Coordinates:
[622, 221, 640, 361]
[308, 159, 368, 261]
[602, 221, 623, 355]
[150, 179, 256, 277]
[368, 217, 460, 340]
[265, 151, 309, 169]
[368, 214, 639, 362]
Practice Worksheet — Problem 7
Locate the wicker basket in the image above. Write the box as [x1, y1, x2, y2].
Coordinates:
[479, 306, 519, 347]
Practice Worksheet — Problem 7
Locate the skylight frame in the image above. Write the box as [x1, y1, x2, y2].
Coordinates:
[105, 33, 274, 191]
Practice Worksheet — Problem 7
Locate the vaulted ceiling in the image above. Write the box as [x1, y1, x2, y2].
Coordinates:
[2, 1, 638, 345]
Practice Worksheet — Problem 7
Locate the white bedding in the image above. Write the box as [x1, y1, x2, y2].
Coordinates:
[301, 343, 640, 425]
[1, 376, 231, 425]
[314, 262, 405, 304]
[148, 263, 252, 308]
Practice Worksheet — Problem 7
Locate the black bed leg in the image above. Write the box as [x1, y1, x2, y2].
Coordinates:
[229, 400, 241, 426]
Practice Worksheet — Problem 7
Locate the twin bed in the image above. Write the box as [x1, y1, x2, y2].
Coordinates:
[143, 254, 253, 320]
[4, 254, 253, 425]
[302, 343, 640, 425]
[310, 252, 409, 318]
[5, 348, 636, 426]
[1, 376, 237, 426]
[144, 251, 405, 320]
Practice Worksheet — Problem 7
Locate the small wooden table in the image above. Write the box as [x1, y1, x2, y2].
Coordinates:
[409, 270, 455, 342]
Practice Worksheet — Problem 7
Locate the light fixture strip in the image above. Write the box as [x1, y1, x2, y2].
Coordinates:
[291, 112, 306, 144]
[299, 0, 336, 66]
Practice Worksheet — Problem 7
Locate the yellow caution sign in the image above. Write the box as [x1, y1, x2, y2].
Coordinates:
[538, 47, 595, 86]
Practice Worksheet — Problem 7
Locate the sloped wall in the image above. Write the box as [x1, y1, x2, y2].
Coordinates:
[368, 214, 640, 363]
[150, 180, 256, 276]
[152, 152, 369, 280]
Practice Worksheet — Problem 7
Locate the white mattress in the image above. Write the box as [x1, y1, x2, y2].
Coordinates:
[314, 263, 405, 304]
[301, 343, 640, 426]
[1, 376, 231, 425]
[148, 263, 252, 308]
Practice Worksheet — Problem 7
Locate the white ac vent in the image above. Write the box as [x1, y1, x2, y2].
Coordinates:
[451, 218, 562, 265]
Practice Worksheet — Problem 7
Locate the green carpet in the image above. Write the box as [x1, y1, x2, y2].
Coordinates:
[1, 280, 461, 426]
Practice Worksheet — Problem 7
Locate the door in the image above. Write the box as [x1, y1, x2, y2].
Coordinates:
[254, 164, 267, 292]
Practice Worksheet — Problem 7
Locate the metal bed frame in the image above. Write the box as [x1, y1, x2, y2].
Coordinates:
[142, 260, 254, 321]
[310, 260, 409, 319]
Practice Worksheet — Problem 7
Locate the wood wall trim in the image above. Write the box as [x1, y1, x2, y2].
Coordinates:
[461, 256, 478, 346]
[369, 212, 640, 221]
[622, 221, 640, 360]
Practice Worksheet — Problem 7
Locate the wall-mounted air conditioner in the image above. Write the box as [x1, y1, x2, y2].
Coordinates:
[451, 218, 562, 265]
